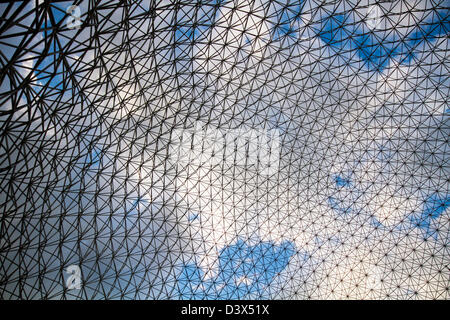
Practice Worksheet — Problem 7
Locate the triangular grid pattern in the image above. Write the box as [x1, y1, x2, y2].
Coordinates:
[0, 0, 449, 299]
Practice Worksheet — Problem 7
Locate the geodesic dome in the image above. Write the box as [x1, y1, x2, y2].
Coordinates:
[0, 0, 449, 300]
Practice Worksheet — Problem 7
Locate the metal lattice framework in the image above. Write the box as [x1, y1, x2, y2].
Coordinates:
[0, 0, 449, 299]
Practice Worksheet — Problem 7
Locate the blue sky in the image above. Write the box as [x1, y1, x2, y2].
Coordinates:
[410, 193, 450, 240]
[1, 0, 448, 299]
[318, 7, 450, 71]
[176, 239, 296, 299]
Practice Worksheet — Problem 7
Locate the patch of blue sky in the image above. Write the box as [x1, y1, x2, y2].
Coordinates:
[187, 212, 199, 222]
[176, 239, 296, 299]
[352, 31, 398, 72]
[318, 8, 450, 72]
[406, 8, 450, 50]
[174, 0, 223, 44]
[318, 12, 395, 71]
[409, 193, 450, 240]
[369, 215, 383, 228]
[50, 4, 67, 25]
[34, 4, 70, 91]
[174, 26, 198, 45]
[318, 12, 348, 46]
[34, 46, 64, 90]
[84, 146, 102, 168]
[176, 264, 206, 299]
[272, 1, 303, 41]
[334, 174, 351, 188]
[195, 0, 223, 32]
